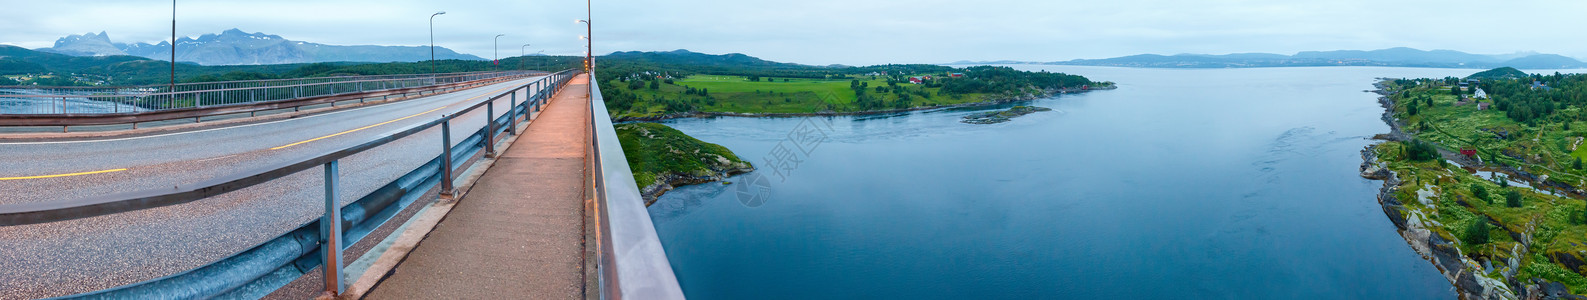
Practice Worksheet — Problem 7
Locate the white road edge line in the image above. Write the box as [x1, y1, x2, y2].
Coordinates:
[0, 77, 540, 146]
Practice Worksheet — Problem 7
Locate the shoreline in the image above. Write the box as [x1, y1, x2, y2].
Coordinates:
[640, 167, 754, 206]
[630, 85, 1117, 205]
[614, 86, 1114, 123]
[1363, 80, 1585, 300]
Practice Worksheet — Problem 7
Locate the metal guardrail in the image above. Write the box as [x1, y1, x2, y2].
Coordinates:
[587, 73, 687, 299]
[0, 71, 545, 131]
[13, 69, 577, 299]
[0, 71, 533, 115]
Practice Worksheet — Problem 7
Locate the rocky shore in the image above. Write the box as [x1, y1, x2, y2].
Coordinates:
[639, 164, 754, 206]
[1363, 81, 1587, 300]
[961, 105, 1052, 124]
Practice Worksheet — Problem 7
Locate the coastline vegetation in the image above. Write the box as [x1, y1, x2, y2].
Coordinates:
[1375, 67, 1587, 294]
[615, 122, 753, 204]
[594, 52, 1107, 120]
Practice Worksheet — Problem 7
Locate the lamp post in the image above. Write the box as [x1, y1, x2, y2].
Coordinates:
[170, 0, 176, 92]
[430, 11, 446, 75]
[576, 19, 591, 73]
[494, 34, 506, 68]
[521, 43, 531, 70]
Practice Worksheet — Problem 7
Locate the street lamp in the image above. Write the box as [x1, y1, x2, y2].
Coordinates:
[493, 34, 506, 68]
[430, 11, 446, 74]
[170, 0, 176, 92]
[577, 19, 590, 72]
[520, 43, 531, 70]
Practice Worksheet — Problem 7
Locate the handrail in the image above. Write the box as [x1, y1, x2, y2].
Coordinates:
[17, 69, 577, 299]
[0, 71, 539, 115]
[0, 72, 544, 130]
[588, 72, 687, 299]
[2, 70, 521, 91]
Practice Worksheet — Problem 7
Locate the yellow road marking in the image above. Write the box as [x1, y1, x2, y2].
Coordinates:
[270, 85, 522, 150]
[271, 106, 449, 150]
[0, 168, 128, 181]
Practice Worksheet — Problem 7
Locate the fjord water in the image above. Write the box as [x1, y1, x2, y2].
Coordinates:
[649, 66, 1499, 299]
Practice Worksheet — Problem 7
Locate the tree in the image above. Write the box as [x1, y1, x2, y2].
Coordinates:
[1505, 190, 1523, 208]
[1452, 85, 1461, 96]
[627, 80, 644, 90]
[1575, 157, 1583, 170]
[748, 75, 760, 82]
[1470, 184, 1490, 203]
[1465, 219, 1489, 245]
[1405, 140, 1439, 161]
[648, 79, 660, 90]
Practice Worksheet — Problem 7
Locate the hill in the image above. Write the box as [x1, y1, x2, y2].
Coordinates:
[1466, 67, 1529, 80]
[39, 29, 484, 65]
[1049, 48, 1587, 69]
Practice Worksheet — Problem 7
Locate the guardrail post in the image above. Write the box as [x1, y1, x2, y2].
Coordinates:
[509, 90, 519, 135]
[440, 119, 456, 196]
[322, 160, 345, 296]
[485, 99, 497, 158]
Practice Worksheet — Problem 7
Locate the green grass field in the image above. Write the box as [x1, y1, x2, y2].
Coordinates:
[606, 74, 998, 119]
[1381, 80, 1587, 293]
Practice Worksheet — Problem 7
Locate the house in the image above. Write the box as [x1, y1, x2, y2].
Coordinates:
[949, 73, 964, 78]
[923, 76, 933, 80]
[908, 77, 923, 84]
[1473, 87, 1488, 99]
[1532, 80, 1553, 91]
[1477, 102, 1490, 111]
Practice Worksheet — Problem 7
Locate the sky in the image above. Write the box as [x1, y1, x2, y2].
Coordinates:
[2, 0, 1585, 66]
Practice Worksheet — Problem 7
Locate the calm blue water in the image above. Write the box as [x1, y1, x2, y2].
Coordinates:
[648, 66, 1569, 299]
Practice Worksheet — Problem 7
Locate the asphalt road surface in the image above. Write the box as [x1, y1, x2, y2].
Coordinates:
[0, 75, 551, 298]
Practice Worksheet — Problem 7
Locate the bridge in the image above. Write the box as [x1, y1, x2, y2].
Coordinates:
[0, 71, 684, 299]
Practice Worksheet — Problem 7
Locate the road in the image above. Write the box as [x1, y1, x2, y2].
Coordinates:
[0, 75, 549, 298]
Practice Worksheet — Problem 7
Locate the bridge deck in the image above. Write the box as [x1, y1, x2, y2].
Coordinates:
[364, 75, 591, 299]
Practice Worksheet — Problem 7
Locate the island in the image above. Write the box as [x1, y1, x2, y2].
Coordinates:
[961, 106, 1052, 124]
[1365, 67, 1587, 299]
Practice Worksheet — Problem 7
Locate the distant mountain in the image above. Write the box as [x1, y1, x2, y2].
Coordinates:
[40, 31, 126, 57]
[38, 29, 484, 66]
[1048, 48, 1587, 69]
[604, 49, 811, 69]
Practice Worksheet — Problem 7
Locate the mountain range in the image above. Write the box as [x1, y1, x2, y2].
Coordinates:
[39, 29, 485, 66]
[954, 48, 1587, 69]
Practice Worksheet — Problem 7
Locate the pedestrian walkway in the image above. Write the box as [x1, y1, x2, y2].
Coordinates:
[364, 75, 591, 299]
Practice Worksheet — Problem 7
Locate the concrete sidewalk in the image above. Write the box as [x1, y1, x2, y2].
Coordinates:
[363, 75, 591, 299]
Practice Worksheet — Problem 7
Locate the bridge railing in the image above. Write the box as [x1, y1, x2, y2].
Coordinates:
[6, 70, 576, 299]
[0, 70, 535, 115]
[587, 73, 687, 299]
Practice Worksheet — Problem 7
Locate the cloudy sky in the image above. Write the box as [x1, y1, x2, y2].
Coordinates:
[3, 0, 1585, 66]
